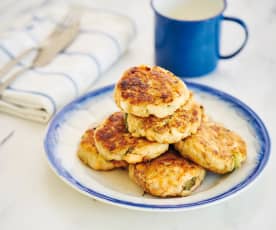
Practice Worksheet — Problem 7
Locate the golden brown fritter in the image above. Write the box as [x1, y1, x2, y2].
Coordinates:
[126, 94, 203, 143]
[129, 150, 206, 197]
[114, 65, 190, 118]
[94, 112, 169, 164]
[174, 121, 247, 174]
[77, 128, 127, 171]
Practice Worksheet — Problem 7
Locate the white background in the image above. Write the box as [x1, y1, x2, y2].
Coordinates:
[0, 0, 275, 229]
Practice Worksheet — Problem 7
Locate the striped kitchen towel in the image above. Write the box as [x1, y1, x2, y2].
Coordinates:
[0, 3, 135, 123]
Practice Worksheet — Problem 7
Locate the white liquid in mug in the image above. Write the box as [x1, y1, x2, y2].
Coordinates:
[154, 0, 224, 20]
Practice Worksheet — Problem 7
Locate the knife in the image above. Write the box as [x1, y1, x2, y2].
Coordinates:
[0, 10, 81, 94]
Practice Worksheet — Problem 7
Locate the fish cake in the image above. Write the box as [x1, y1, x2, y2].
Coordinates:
[77, 128, 127, 171]
[129, 150, 206, 197]
[114, 65, 190, 118]
[94, 112, 169, 164]
[126, 94, 203, 144]
[174, 121, 247, 174]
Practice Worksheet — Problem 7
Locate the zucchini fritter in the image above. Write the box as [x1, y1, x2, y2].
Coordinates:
[114, 65, 190, 118]
[126, 94, 203, 143]
[174, 121, 247, 174]
[94, 112, 169, 164]
[129, 150, 205, 197]
[77, 128, 127, 171]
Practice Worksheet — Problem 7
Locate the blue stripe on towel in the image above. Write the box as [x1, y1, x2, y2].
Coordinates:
[29, 7, 136, 39]
[0, 43, 101, 93]
[63, 51, 101, 76]
[8, 86, 57, 114]
[80, 29, 121, 55]
[21, 29, 105, 78]
[0, 44, 80, 97]
[87, 8, 137, 39]
[0, 11, 127, 77]
[0, 45, 14, 59]
[6, 3, 50, 31]
[32, 69, 80, 97]
[24, 15, 123, 55]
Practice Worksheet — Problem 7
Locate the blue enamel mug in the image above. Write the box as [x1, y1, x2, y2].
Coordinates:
[152, 0, 248, 77]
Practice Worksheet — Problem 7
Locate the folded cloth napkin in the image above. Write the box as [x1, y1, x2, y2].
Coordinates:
[0, 3, 135, 123]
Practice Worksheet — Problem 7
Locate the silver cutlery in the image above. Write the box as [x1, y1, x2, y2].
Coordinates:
[0, 9, 81, 95]
[0, 130, 14, 148]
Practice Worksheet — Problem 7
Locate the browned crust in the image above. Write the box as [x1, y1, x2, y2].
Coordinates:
[80, 128, 98, 152]
[174, 121, 247, 174]
[129, 95, 203, 135]
[94, 112, 139, 152]
[78, 128, 127, 169]
[129, 150, 205, 197]
[186, 122, 247, 160]
[138, 151, 201, 172]
[94, 112, 168, 157]
[115, 65, 186, 105]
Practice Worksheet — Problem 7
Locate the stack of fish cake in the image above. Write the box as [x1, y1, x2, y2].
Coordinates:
[77, 65, 247, 198]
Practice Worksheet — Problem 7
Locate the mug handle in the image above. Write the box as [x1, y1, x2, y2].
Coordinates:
[219, 16, 249, 59]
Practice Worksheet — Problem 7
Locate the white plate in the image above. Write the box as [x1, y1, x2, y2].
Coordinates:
[44, 82, 270, 211]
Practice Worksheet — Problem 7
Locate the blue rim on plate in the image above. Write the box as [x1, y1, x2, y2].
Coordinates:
[44, 81, 271, 210]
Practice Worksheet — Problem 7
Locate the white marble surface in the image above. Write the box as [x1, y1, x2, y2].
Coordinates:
[0, 0, 275, 229]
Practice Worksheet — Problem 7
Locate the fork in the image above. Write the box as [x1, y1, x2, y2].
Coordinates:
[0, 9, 81, 94]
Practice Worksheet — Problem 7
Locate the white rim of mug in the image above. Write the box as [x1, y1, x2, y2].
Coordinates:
[151, 0, 227, 22]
